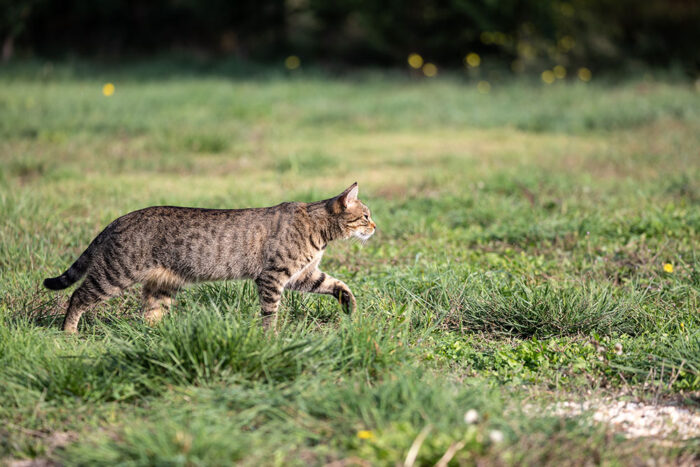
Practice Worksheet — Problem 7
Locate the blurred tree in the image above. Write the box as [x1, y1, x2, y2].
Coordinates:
[579, 0, 700, 69]
[4, 0, 699, 72]
[20, 0, 285, 57]
[0, 0, 42, 60]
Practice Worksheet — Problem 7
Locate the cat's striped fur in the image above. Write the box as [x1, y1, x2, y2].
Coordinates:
[44, 183, 375, 333]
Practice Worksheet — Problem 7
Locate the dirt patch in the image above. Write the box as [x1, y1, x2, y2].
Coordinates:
[549, 400, 700, 440]
[3, 428, 77, 467]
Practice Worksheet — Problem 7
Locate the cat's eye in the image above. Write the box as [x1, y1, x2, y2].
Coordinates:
[363, 214, 369, 220]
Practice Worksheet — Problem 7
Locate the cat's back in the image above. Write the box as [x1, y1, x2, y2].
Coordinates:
[98, 204, 293, 279]
[108, 202, 309, 245]
[111, 205, 254, 232]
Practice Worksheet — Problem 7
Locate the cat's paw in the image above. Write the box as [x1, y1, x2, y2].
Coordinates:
[261, 312, 279, 334]
[336, 288, 356, 314]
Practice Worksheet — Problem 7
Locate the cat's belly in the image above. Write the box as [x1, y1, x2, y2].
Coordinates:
[201, 260, 258, 282]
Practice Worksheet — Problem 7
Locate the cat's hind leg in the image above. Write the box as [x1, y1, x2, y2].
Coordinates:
[255, 270, 292, 330]
[62, 272, 128, 333]
[142, 283, 177, 326]
[140, 267, 184, 325]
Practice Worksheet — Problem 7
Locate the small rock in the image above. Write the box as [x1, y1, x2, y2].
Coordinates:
[464, 409, 479, 424]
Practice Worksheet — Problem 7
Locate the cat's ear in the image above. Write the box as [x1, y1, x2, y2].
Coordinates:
[337, 182, 359, 209]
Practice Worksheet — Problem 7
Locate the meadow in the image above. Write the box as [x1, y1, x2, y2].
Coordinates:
[1, 60, 699, 465]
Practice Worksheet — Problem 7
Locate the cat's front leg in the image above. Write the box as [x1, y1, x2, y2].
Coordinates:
[334, 284, 356, 314]
[286, 269, 356, 314]
[255, 271, 289, 330]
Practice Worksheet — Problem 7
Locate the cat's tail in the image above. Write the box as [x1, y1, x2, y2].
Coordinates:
[43, 245, 94, 290]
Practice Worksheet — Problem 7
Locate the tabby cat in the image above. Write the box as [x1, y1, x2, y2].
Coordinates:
[44, 183, 375, 333]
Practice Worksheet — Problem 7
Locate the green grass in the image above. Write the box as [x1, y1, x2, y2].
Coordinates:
[1, 60, 699, 465]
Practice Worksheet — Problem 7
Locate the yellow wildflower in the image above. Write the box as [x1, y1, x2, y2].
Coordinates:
[465, 53, 481, 68]
[663, 263, 673, 273]
[578, 67, 592, 82]
[285, 56, 301, 70]
[477, 81, 491, 94]
[541, 70, 555, 84]
[553, 65, 566, 79]
[102, 83, 115, 97]
[422, 63, 437, 77]
[357, 430, 374, 440]
[407, 53, 423, 69]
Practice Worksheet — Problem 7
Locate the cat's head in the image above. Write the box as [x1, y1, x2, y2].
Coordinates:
[331, 182, 376, 241]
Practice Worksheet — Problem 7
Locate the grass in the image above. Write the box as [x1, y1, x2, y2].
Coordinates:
[1, 59, 699, 465]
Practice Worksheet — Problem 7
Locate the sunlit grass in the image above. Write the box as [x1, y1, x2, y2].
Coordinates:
[1, 61, 699, 464]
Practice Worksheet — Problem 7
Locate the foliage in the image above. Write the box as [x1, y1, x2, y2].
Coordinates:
[2, 0, 699, 70]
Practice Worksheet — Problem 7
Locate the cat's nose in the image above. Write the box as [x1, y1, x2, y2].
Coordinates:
[370, 221, 376, 229]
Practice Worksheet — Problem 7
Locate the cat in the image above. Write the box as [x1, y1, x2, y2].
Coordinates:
[44, 183, 375, 333]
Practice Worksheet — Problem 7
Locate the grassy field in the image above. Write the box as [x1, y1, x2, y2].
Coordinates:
[1, 60, 699, 465]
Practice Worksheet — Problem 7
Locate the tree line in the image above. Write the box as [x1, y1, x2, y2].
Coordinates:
[2, 0, 698, 72]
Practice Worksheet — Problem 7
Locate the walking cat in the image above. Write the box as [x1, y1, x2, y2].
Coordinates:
[44, 183, 375, 333]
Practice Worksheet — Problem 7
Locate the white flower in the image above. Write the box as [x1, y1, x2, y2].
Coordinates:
[614, 343, 623, 355]
[464, 409, 479, 424]
[489, 429, 504, 443]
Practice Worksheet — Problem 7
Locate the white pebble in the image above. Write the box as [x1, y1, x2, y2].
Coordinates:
[464, 409, 479, 424]
[489, 429, 504, 443]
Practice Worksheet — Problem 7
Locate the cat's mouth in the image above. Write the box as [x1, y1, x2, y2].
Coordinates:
[353, 229, 375, 242]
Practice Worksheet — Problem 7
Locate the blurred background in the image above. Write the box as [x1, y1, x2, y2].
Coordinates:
[2, 0, 699, 75]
